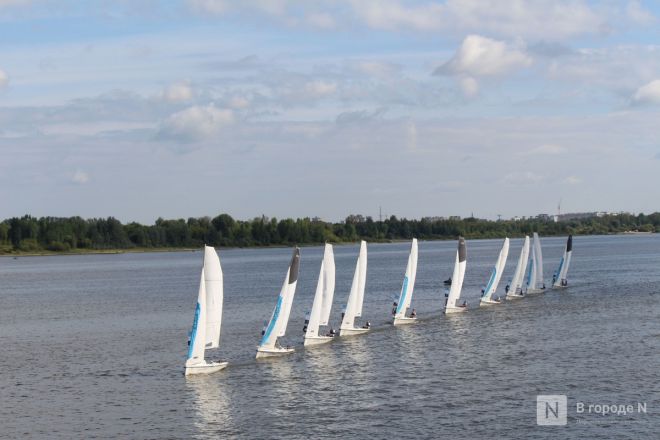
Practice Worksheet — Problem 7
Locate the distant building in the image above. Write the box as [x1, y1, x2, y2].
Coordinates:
[448, 216, 461, 221]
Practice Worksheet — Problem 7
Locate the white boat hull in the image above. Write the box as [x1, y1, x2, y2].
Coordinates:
[526, 288, 545, 294]
[393, 316, 418, 325]
[184, 361, 228, 376]
[303, 335, 334, 346]
[506, 293, 525, 300]
[444, 306, 467, 314]
[479, 298, 501, 306]
[339, 327, 370, 336]
[256, 346, 295, 359]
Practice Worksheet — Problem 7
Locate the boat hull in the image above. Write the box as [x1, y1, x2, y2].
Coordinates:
[256, 346, 295, 359]
[506, 294, 525, 300]
[479, 298, 501, 306]
[393, 316, 417, 325]
[303, 335, 334, 346]
[526, 288, 545, 294]
[339, 327, 370, 336]
[184, 361, 228, 376]
[444, 306, 467, 314]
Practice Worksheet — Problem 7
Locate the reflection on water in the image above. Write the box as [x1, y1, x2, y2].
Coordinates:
[186, 375, 236, 438]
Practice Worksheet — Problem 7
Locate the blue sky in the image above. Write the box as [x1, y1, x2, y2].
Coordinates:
[1, 0, 660, 223]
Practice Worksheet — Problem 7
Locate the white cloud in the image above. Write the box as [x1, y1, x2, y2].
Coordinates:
[349, 0, 605, 40]
[523, 144, 567, 156]
[163, 81, 193, 102]
[563, 175, 582, 185]
[306, 12, 335, 29]
[626, 1, 655, 25]
[304, 80, 337, 97]
[437, 35, 532, 77]
[503, 171, 544, 185]
[188, 0, 228, 14]
[0, 69, 9, 88]
[459, 76, 479, 97]
[632, 79, 660, 105]
[158, 104, 234, 142]
[71, 170, 90, 184]
[227, 96, 250, 109]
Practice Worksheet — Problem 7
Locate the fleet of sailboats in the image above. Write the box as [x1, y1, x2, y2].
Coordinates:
[444, 237, 468, 313]
[480, 238, 509, 306]
[184, 234, 573, 374]
[506, 235, 529, 300]
[553, 235, 573, 288]
[184, 246, 228, 376]
[339, 240, 370, 336]
[392, 238, 418, 325]
[303, 244, 336, 346]
[256, 248, 300, 359]
[526, 232, 546, 293]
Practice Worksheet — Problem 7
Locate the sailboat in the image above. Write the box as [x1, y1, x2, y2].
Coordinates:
[552, 235, 573, 288]
[339, 240, 370, 336]
[392, 238, 419, 325]
[256, 248, 301, 359]
[184, 245, 227, 376]
[303, 244, 336, 346]
[444, 237, 468, 314]
[526, 232, 546, 294]
[480, 237, 509, 306]
[506, 236, 530, 300]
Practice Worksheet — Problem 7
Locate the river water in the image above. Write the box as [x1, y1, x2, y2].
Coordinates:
[1, 235, 658, 439]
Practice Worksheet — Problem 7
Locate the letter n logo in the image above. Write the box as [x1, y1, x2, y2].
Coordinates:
[536, 395, 567, 425]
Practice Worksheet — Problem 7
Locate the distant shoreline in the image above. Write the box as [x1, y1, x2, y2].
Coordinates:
[1, 232, 655, 257]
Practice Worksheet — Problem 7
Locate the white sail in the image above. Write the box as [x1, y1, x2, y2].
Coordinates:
[355, 240, 367, 317]
[534, 233, 544, 288]
[341, 241, 367, 330]
[394, 239, 418, 319]
[186, 271, 207, 367]
[305, 244, 335, 338]
[553, 235, 572, 287]
[203, 246, 223, 348]
[319, 244, 335, 326]
[526, 232, 545, 292]
[445, 237, 467, 310]
[509, 236, 530, 296]
[481, 237, 509, 302]
[259, 248, 301, 349]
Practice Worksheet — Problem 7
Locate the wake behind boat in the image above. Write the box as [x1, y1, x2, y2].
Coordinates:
[392, 238, 419, 325]
[444, 237, 468, 314]
[552, 235, 573, 288]
[184, 246, 227, 376]
[339, 240, 370, 336]
[257, 248, 300, 358]
[480, 238, 509, 306]
[303, 244, 336, 346]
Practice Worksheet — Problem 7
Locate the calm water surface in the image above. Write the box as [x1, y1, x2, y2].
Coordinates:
[1, 235, 658, 439]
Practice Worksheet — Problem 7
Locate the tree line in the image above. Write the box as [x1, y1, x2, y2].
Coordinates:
[0, 212, 658, 253]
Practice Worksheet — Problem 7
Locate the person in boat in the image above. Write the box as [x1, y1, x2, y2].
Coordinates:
[444, 277, 452, 285]
[505, 284, 510, 294]
[326, 328, 336, 337]
[460, 300, 467, 308]
[391, 301, 398, 316]
[552, 274, 557, 285]
[303, 318, 309, 333]
[542, 283, 546, 290]
[410, 308, 417, 318]
[562, 279, 568, 287]
[362, 321, 371, 329]
[480, 288, 485, 297]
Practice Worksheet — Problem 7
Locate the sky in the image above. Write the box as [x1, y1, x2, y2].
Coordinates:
[1, 0, 660, 223]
